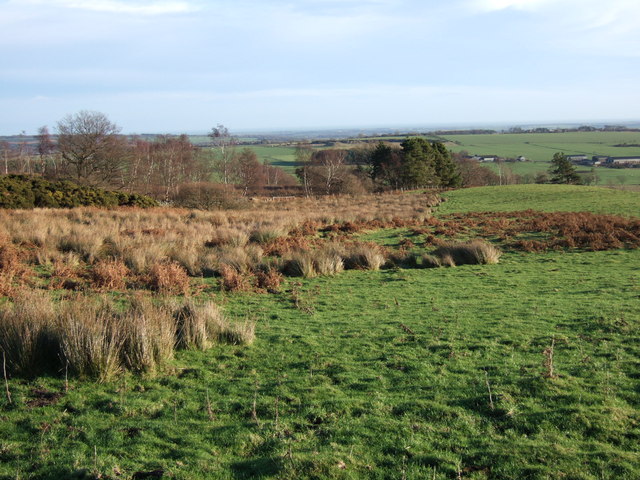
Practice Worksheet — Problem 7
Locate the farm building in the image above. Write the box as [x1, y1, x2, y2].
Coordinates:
[471, 155, 498, 162]
[566, 154, 588, 163]
[607, 156, 640, 165]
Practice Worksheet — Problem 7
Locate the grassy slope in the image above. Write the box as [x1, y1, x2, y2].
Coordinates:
[438, 184, 640, 217]
[1, 185, 639, 480]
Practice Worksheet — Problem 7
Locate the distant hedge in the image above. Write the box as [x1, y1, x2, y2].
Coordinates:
[0, 175, 158, 209]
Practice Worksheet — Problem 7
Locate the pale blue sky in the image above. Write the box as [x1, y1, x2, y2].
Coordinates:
[1, 0, 639, 134]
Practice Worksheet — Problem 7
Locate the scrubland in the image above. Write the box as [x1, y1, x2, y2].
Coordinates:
[0, 185, 639, 479]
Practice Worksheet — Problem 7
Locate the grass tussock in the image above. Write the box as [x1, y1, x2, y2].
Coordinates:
[432, 240, 502, 266]
[0, 293, 252, 379]
[342, 243, 386, 271]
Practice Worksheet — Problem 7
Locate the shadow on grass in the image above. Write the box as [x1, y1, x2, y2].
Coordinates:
[231, 456, 282, 479]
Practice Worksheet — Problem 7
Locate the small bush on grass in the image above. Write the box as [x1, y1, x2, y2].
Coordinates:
[148, 262, 191, 295]
[91, 258, 130, 290]
[124, 296, 175, 373]
[205, 228, 249, 248]
[58, 297, 124, 381]
[432, 240, 501, 266]
[219, 264, 254, 292]
[255, 266, 284, 293]
[172, 301, 210, 350]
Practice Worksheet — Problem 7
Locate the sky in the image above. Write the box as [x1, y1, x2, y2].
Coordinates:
[1, 0, 639, 135]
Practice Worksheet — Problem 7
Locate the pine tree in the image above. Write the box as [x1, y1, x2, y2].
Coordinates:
[549, 152, 581, 184]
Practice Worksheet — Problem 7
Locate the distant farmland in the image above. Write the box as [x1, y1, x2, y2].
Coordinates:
[234, 131, 640, 184]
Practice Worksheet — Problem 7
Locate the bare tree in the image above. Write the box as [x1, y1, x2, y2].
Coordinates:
[0, 141, 12, 175]
[234, 148, 266, 195]
[56, 110, 127, 186]
[209, 124, 237, 184]
[294, 143, 313, 196]
[36, 126, 56, 176]
[307, 149, 348, 195]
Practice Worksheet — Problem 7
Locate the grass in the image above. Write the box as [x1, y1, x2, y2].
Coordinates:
[442, 131, 640, 162]
[1, 249, 639, 478]
[0, 185, 639, 478]
[437, 184, 640, 217]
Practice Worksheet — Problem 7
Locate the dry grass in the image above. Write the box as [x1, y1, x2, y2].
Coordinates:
[0, 192, 441, 294]
[0, 293, 251, 379]
[432, 240, 502, 266]
[342, 243, 386, 271]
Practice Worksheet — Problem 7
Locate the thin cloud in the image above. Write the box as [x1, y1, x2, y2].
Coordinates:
[13, 0, 197, 15]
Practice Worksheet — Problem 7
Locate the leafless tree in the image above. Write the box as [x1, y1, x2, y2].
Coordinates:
[294, 143, 314, 196]
[307, 149, 348, 195]
[234, 148, 267, 195]
[56, 110, 128, 186]
[36, 126, 57, 176]
[209, 124, 237, 184]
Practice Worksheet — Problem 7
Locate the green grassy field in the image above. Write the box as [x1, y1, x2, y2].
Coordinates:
[438, 184, 640, 217]
[441, 132, 640, 161]
[440, 132, 640, 186]
[2, 185, 639, 479]
[245, 146, 299, 173]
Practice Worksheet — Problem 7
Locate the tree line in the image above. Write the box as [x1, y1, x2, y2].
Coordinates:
[1, 111, 299, 205]
[9, 110, 588, 206]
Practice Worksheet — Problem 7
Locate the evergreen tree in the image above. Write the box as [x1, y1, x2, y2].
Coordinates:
[432, 141, 462, 187]
[549, 152, 581, 184]
[400, 138, 439, 187]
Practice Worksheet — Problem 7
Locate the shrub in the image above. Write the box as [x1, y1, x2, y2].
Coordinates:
[0, 175, 157, 209]
[172, 301, 210, 350]
[219, 264, 253, 292]
[172, 182, 246, 210]
[148, 262, 191, 295]
[123, 296, 175, 373]
[255, 266, 284, 293]
[420, 254, 442, 268]
[91, 258, 129, 290]
[0, 290, 59, 376]
[58, 298, 124, 381]
[205, 228, 250, 248]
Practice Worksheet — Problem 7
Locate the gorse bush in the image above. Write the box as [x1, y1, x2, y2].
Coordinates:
[0, 175, 157, 209]
[0, 292, 253, 380]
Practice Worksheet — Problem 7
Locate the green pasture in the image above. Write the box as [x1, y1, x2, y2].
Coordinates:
[438, 184, 640, 217]
[245, 146, 300, 173]
[1, 185, 639, 479]
[441, 131, 640, 161]
[440, 132, 640, 185]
